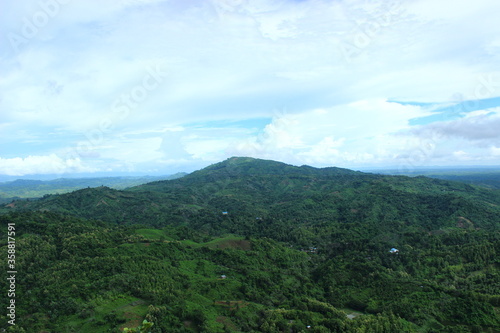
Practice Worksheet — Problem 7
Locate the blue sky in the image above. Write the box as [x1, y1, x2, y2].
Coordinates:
[1, 0, 500, 177]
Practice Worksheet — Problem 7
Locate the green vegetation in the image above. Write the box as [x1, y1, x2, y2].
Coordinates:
[375, 167, 500, 190]
[124, 320, 154, 333]
[0, 174, 186, 203]
[1, 157, 499, 332]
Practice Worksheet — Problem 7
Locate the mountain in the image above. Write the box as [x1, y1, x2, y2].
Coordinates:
[6, 157, 500, 234]
[372, 167, 500, 190]
[1, 157, 499, 332]
[0, 173, 187, 204]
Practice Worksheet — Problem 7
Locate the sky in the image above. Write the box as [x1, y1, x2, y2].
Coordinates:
[1, 0, 500, 178]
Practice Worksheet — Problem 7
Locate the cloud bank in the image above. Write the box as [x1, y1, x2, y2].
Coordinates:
[1, 0, 500, 176]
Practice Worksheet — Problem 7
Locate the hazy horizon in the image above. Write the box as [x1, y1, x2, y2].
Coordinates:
[0, 157, 499, 183]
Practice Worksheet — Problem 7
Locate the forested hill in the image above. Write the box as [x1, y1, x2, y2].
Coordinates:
[5, 156, 500, 234]
[1, 157, 500, 332]
[135, 156, 363, 187]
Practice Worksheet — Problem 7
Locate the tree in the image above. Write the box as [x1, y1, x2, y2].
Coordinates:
[123, 320, 154, 333]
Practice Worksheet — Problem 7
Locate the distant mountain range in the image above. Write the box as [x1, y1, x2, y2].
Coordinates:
[0, 173, 187, 204]
[372, 167, 500, 190]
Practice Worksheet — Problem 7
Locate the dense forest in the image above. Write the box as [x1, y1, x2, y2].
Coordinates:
[1, 157, 499, 332]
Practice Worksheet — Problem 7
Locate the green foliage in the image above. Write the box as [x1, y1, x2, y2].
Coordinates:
[384, 168, 500, 190]
[124, 319, 154, 333]
[0, 174, 186, 202]
[1, 157, 499, 332]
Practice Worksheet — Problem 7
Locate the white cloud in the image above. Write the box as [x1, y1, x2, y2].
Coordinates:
[411, 112, 500, 142]
[491, 146, 500, 156]
[453, 150, 468, 158]
[2, 0, 500, 175]
[227, 99, 428, 166]
[0, 154, 96, 176]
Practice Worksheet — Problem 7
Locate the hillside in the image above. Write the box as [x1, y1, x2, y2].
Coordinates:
[373, 167, 500, 190]
[6, 157, 500, 235]
[0, 173, 187, 204]
[1, 157, 499, 332]
[423, 171, 500, 190]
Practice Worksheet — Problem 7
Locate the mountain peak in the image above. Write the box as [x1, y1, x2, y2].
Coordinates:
[219, 156, 262, 166]
[195, 156, 359, 178]
[126, 156, 363, 193]
[201, 156, 299, 175]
